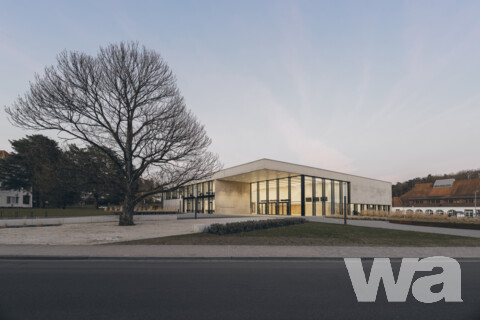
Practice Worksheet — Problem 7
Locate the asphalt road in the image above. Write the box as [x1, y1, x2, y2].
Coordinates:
[0, 259, 479, 320]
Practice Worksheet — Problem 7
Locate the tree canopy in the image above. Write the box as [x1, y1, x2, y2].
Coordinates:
[0, 135, 128, 208]
[6, 42, 220, 225]
[0, 135, 69, 208]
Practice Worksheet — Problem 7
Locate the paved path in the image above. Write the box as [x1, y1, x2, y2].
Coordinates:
[0, 214, 175, 227]
[0, 212, 260, 227]
[0, 215, 277, 245]
[307, 216, 480, 238]
[1, 244, 479, 258]
[3, 212, 479, 241]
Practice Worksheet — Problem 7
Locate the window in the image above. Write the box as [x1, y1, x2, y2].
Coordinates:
[6, 196, 19, 204]
[198, 183, 204, 196]
[324, 180, 332, 215]
[268, 180, 277, 215]
[304, 176, 313, 216]
[290, 177, 302, 216]
[333, 181, 341, 215]
[278, 178, 289, 216]
[23, 195, 30, 205]
[315, 178, 323, 216]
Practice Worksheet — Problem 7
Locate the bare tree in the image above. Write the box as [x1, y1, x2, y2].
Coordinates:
[6, 42, 221, 225]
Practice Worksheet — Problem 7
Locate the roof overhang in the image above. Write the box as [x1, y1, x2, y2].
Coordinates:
[215, 169, 299, 183]
[210, 158, 390, 185]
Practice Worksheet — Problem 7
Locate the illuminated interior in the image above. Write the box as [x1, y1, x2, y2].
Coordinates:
[249, 175, 351, 216]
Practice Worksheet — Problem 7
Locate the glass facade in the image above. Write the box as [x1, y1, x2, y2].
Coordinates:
[291, 176, 302, 216]
[325, 179, 332, 215]
[269, 180, 277, 215]
[304, 176, 313, 216]
[248, 175, 351, 217]
[259, 181, 267, 214]
[278, 178, 289, 215]
[334, 181, 341, 215]
[168, 180, 215, 213]
[315, 178, 324, 216]
[165, 173, 388, 216]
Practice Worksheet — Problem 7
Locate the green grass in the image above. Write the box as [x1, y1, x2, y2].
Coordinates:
[0, 207, 112, 218]
[117, 221, 480, 246]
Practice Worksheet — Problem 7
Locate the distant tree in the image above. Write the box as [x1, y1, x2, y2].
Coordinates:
[6, 42, 221, 225]
[0, 135, 74, 208]
[65, 145, 125, 208]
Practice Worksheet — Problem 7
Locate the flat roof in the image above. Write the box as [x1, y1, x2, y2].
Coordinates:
[211, 158, 391, 185]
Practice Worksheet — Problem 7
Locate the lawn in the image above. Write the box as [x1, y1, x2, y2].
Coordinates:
[118, 221, 480, 246]
[0, 207, 112, 218]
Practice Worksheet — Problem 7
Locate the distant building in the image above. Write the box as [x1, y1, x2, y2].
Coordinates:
[393, 178, 480, 217]
[0, 150, 33, 208]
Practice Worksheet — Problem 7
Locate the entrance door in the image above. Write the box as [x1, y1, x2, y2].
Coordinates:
[269, 202, 278, 215]
[278, 202, 289, 215]
[258, 203, 267, 215]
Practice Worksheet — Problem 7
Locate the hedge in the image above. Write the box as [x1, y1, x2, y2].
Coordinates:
[207, 218, 306, 235]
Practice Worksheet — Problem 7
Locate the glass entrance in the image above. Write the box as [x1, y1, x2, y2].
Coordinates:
[258, 202, 267, 214]
[269, 202, 277, 215]
[250, 176, 349, 217]
[278, 201, 289, 215]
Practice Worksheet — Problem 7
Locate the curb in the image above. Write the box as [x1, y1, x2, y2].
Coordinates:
[1, 256, 479, 261]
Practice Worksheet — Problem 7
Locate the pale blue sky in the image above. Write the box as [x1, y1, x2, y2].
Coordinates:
[1, 0, 479, 182]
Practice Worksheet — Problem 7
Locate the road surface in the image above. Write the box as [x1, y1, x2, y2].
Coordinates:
[0, 259, 478, 320]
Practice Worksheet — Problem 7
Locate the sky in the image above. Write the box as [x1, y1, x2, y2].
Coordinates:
[1, 0, 479, 183]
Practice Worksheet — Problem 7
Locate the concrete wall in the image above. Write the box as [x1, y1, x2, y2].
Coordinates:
[163, 199, 182, 212]
[349, 177, 392, 206]
[214, 180, 250, 215]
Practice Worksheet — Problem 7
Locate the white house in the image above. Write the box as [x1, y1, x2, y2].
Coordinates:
[0, 150, 33, 208]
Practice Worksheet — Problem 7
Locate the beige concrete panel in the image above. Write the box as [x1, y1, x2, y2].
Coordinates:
[349, 178, 392, 206]
[163, 199, 182, 212]
[214, 180, 251, 215]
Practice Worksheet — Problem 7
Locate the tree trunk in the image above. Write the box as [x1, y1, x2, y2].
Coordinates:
[119, 193, 135, 226]
[93, 194, 99, 210]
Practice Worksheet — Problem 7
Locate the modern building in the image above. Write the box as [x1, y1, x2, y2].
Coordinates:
[393, 178, 480, 217]
[0, 150, 33, 208]
[162, 159, 392, 216]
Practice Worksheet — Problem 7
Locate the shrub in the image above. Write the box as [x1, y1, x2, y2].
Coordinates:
[207, 218, 306, 235]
